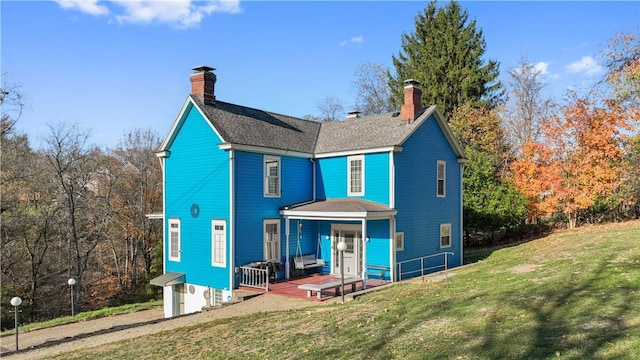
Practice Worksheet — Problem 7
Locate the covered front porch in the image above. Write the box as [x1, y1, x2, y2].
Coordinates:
[280, 198, 398, 282]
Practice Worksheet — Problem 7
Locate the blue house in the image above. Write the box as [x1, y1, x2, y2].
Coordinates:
[151, 66, 466, 317]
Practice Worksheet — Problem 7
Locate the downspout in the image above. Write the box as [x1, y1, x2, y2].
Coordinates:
[389, 150, 395, 282]
[229, 149, 235, 293]
[459, 160, 465, 266]
[155, 151, 169, 274]
[310, 158, 316, 202]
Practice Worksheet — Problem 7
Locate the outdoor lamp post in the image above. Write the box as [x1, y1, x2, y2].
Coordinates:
[68, 278, 76, 317]
[337, 240, 347, 304]
[10, 296, 22, 351]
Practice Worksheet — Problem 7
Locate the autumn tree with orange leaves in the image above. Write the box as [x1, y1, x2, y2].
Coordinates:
[512, 92, 636, 228]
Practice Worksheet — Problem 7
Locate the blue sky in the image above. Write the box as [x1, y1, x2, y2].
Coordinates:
[2, 1, 638, 148]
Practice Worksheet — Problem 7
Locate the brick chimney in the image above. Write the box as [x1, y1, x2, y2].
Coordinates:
[190, 66, 216, 104]
[400, 79, 422, 124]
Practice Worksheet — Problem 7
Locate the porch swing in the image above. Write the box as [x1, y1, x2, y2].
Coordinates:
[293, 227, 325, 270]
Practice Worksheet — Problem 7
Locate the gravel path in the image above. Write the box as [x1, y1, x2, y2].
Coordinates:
[0, 293, 320, 359]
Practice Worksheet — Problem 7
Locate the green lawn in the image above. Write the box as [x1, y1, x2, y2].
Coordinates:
[51, 221, 640, 359]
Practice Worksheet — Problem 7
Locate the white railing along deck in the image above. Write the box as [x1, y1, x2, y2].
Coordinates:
[396, 252, 454, 281]
[239, 266, 269, 291]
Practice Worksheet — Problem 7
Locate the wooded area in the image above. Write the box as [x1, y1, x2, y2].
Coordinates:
[2, 0, 638, 327]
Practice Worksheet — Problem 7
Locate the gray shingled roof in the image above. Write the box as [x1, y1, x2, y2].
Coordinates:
[283, 198, 394, 213]
[192, 96, 321, 154]
[314, 110, 429, 154]
[192, 95, 435, 155]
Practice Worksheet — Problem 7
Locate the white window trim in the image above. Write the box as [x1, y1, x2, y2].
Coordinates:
[211, 220, 226, 268]
[437, 160, 446, 198]
[264, 155, 281, 198]
[263, 219, 281, 262]
[440, 223, 452, 248]
[169, 218, 181, 262]
[347, 155, 365, 196]
[395, 232, 404, 252]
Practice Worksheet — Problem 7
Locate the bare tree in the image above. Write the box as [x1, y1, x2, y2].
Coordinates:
[42, 123, 101, 312]
[501, 60, 556, 154]
[0, 74, 25, 137]
[601, 31, 639, 107]
[351, 62, 394, 116]
[315, 96, 345, 122]
[105, 129, 162, 293]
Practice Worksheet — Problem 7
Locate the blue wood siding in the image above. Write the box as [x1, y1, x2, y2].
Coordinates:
[394, 114, 462, 269]
[365, 219, 391, 268]
[164, 105, 231, 290]
[234, 151, 313, 270]
[316, 152, 390, 205]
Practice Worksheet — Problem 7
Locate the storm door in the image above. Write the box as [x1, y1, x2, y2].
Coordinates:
[333, 229, 362, 277]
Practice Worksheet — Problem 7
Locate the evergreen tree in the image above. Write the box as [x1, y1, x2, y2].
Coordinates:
[390, 0, 502, 117]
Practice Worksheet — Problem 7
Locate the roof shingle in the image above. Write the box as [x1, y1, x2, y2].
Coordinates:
[192, 96, 437, 155]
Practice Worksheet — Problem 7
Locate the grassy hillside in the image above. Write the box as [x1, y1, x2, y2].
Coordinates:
[51, 221, 640, 360]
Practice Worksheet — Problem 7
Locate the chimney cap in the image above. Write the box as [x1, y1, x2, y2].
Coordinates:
[403, 79, 421, 87]
[192, 65, 216, 73]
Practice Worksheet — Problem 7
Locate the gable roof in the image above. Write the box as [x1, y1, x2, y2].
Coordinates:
[161, 96, 465, 160]
[193, 96, 321, 154]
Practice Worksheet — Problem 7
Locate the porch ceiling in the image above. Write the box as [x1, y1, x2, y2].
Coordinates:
[280, 199, 397, 220]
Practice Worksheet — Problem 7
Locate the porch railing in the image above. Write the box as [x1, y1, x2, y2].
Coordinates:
[396, 252, 455, 281]
[239, 266, 269, 291]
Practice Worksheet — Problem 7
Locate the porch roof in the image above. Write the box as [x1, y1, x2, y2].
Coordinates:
[280, 199, 397, 220]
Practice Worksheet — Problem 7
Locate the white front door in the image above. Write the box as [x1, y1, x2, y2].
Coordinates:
[333, 228, 361, 277]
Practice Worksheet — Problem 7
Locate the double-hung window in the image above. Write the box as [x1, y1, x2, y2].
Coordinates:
[348, 155, 364, 196]
[264, 219, 280, 261]
[169, 218, 181, 261]
[264, 156, 281, 197]
[437, 160, 446, 197]
[211, 220, 226, 267]
[440, 223, 452, 248]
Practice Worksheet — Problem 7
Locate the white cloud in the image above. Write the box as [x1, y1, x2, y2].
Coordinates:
[533, 61, 550, 75]
[55, 0, 109, 16]
[566, 56, 604, 76]
[340, 36, 363, 47]
[533, 61, 560, 81]
[54, 0, 241, 28]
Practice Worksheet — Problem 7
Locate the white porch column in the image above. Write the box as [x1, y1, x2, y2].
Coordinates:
[361, 219, 367, 279]
[285, 217, 290, 279]
[390, 216, 396, 282]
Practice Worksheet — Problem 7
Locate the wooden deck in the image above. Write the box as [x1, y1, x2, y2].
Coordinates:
[238, 273, 386, 301]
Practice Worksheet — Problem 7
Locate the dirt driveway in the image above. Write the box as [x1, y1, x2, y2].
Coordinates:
[0, 293, 320, 359]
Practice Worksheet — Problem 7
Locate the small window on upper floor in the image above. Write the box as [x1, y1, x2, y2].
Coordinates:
[437, 160, 446, 197]
[348, 155, 365, 196]
[264, 155, 280, 197]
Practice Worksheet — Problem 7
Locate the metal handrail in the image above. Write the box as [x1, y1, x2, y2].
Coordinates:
[396, 252, 454, 281]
